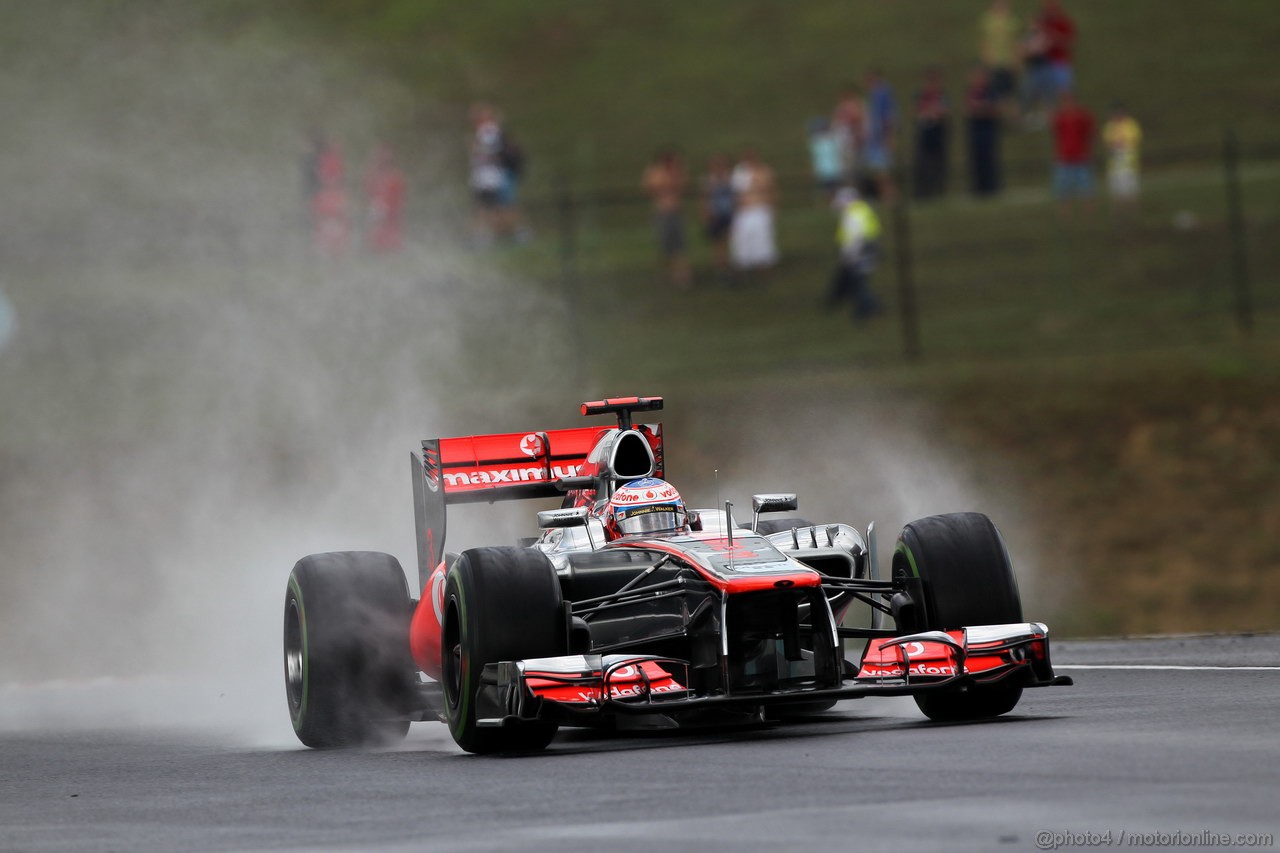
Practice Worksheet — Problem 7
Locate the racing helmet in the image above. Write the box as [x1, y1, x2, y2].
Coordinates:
[603, 478, 689, 540]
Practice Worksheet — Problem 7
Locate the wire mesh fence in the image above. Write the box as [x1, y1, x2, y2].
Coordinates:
[521, 130, 1275, 368]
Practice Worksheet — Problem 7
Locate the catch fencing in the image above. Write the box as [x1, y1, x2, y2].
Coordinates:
[523, 129, 1274, 367]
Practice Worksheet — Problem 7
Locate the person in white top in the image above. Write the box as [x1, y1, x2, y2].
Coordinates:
[729, 150, 779, 273]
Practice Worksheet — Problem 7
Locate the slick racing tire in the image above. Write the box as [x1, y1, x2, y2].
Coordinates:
[754, 517, 817, 536]
[893, 512, 1025, 722]
[284, 551, 415, 748]
[442, 547, 566, 754]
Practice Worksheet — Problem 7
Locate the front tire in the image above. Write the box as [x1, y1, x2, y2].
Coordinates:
[442, 547, 566, 754]
[284, 551, 414, 748]
[893, 512, 1024, 722]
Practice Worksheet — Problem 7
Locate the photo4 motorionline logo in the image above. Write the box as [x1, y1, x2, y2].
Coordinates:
[1035, 829, 1273, 850]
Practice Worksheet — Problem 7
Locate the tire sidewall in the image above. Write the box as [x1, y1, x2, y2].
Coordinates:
[893, 513, 1025, 721]
[896, 512, 1022, 630]
[442, 564, 477, 746]
[284, 551, 412, 748]
[441, 547, 565, 754]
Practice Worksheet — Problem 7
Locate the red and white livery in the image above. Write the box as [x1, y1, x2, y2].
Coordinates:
[281, 396, 1072, 754]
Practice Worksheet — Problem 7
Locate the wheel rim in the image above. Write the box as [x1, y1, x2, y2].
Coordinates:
[449, 644, 462, 700]
[442, 601, 462, 710]
[284, 598, 304, 713]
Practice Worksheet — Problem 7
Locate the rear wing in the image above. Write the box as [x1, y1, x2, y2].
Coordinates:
[410, 397, 665, 591]
[424, 426, 609, 504]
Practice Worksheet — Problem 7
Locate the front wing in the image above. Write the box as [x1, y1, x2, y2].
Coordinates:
[471, 622, 1072, 727]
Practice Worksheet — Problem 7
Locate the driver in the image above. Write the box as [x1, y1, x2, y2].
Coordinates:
[601, 478, 690, 540]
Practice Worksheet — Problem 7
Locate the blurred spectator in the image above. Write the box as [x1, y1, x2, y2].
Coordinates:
[1052, 90, 1096, 217]
[642, 149, 692, 288]
[497, 128, 533, 242]
[498, 132, 525, 202]
[913, 67, 951, 201]
[1019, 19, 1054, 129]
[1039, 0, 1078, 98]
[0, 286, 14, 351]
[965, 65, 1003, 197]
[864, 68, 897, 200]
[315, 136, 345, 189]
[980, 0, 1020, 106]
[825, 182, 883, 321]
[1103, 103, 1142, 213]
[807, 118, 844, 196]
[363, 144, 406, 253]
[468, 102, 507, 243]
[729, 150, 779, 273]
[310, 138, 348, 257]
[312, 185, 349, 258]
[302, 128, 326, 219]
[701, 154, 737, 278]
[831, 86, 866, 183]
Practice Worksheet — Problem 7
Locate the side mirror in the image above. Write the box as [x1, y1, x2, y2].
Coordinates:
[537, 507, 590, 529]
[752, 493, 798, 513]
[751, 493, 798, 531]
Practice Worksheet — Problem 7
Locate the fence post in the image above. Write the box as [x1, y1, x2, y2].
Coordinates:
[1222, 127, 1254, 336]
[890, 176, 921, 361]
[557, 173, 587, 388]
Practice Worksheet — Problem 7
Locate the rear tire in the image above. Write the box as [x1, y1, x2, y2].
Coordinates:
[893, 512, 1024, 722]
[284, 551, 415, 748]
[442, 547, 566, 754]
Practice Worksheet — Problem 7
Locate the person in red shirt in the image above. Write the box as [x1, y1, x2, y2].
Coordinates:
[311, 138, 348, 258]
[1052, 90, 1095, 217]
[363, 144, 406, 253]
[1039, 0, 1077, 98]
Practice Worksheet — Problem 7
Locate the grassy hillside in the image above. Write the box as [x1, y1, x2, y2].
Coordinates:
[284, 1, 1280, 374]
[294, 0, 1280, 187]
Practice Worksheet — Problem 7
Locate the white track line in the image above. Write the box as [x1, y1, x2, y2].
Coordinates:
[1057, 664, 1280, 671]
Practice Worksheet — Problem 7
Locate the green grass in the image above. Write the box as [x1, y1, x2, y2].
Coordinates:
[292, 0, 1280, 188]
[494, 165, 1278, 388]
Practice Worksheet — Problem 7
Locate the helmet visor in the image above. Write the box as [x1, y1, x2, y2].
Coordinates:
[616, 504, 686, 536]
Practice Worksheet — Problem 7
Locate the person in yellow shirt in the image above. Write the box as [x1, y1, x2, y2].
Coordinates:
[979, 0, 1019, 105]
[824, 183, 883, 321]
[1103, 103, 1143, 211]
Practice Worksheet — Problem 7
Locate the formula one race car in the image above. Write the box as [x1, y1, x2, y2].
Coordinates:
[282, 396, 1071, 753]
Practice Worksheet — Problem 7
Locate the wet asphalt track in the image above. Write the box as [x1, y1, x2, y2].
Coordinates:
[2, 634, 1278, 852]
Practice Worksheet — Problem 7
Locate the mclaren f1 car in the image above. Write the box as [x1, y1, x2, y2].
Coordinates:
[282, 396, 1071, 753]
